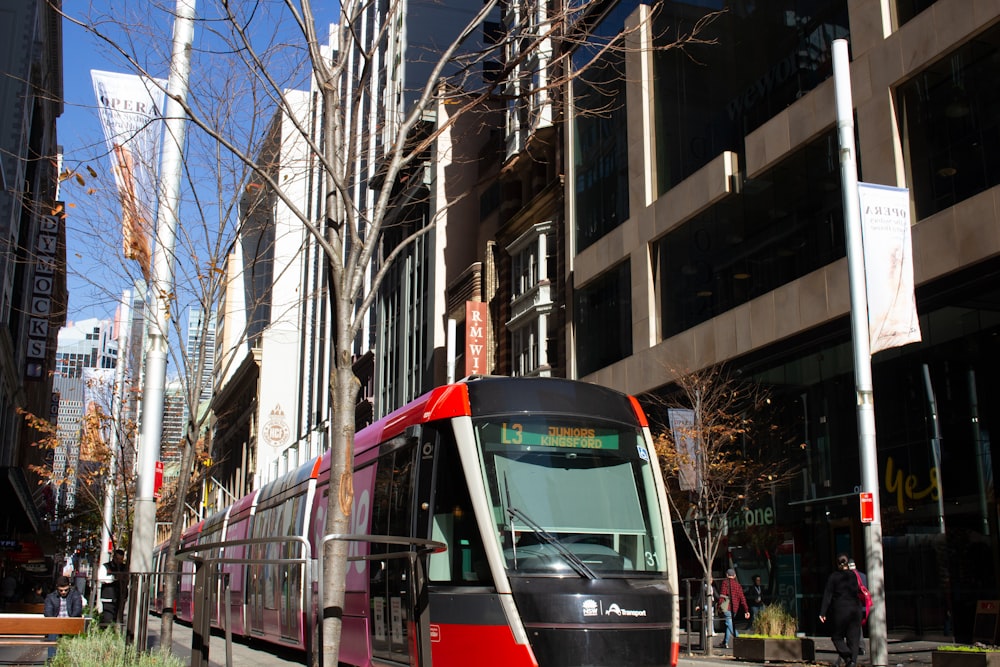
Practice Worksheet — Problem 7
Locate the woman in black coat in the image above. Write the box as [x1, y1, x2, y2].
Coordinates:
[819, 553, 863, 667]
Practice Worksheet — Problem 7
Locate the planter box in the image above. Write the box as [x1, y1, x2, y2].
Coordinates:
[933, 651, 1000, 667]
[733, 637, 815, 663]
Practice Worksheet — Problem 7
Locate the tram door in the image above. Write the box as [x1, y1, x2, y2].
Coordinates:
[369, 436, 421, 664]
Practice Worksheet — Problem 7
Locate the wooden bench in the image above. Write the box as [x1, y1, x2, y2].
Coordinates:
[0, 614, 87, 646]
[1, 604, 44, 615]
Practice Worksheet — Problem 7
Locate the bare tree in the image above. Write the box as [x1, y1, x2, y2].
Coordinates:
[59, 0, 723, 662]
[651, 365, 798, 655]
[58, 17, 284, 644]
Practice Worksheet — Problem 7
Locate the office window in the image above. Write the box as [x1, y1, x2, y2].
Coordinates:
[571, 0, 638, 252]
[897, 25, 1000, 220]
[658, 130, 846, 337]
[897, 0, 940, 25]
[575, 261, 631, 377]
[511, 320, 539, 377]
[652, 1, 849, 194]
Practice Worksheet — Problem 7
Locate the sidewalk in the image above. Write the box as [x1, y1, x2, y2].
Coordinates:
[145, 615, 305, 667]
[679, 631, 943, 667]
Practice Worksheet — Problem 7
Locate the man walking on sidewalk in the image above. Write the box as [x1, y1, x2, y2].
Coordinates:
[718, 568, 750, 648]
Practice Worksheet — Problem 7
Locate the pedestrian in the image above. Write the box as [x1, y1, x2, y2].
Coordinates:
[99, 548, 128, 626]
[23, 583, 45, 603]
[746, 574, 766, 629]
[44, 576, 83, 618]
[1, 572, 17, 603]
[717, 568, 750, 648]
[819, 553, 863, 667]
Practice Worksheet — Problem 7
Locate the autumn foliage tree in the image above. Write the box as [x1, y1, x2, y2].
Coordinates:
[18, 371, 135, 562]
[652, 365, 799, 651]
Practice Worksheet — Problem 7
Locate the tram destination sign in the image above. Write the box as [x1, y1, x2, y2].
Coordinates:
[487, 421, 620, 450]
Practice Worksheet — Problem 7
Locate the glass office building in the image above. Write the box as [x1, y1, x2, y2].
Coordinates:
[568, 0, 1000, 639]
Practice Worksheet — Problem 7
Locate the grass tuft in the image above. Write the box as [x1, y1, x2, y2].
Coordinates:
[48, 626, 184, 667]
[750, 603, 798, 638]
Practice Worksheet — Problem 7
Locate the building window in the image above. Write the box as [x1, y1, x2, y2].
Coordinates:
[897, 25, 1000, 220]
[652, 1, 849, 195]
[511, 244, 537, 299]
[574, 261, 631, 377]
[511, 320, 539, 377]
[506, 221, 553, 377]
[571, 0, 637, 253]
[896, 0, 939, 26]
[658, 130, 845, 338]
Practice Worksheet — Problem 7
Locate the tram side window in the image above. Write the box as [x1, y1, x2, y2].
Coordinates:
[370, 439, 417, 559]
[426, 427, 492, 586]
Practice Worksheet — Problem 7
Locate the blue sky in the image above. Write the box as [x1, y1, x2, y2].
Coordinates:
[58, 1, 339, 323]
[60, 7, 137, 322]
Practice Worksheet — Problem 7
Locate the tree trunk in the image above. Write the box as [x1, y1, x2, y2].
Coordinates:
[320, 362, 360, 665]
[158, 424, 197, 649]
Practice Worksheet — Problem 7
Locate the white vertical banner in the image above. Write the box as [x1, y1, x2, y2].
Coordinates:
[668, 408, 700, 491]
[91, 70, 167, 281]
[858, 182, 922, 354]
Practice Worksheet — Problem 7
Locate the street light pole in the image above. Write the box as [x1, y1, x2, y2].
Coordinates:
[832, 39, 888, 667]
[129, 0, 196, 639]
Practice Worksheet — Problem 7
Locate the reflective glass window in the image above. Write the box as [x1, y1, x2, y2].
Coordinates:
[575, 261, 632, 377]
[658, 130, 845, 337]
[652, 1, 849, 194]
[571, 0, 638, 252]
[897, 25, 1000, 220]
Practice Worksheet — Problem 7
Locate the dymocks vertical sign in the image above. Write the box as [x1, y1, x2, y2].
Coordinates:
[465, 301, 488, 377]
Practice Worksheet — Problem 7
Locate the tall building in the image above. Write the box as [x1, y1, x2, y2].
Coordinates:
[50, 376, 82, 513]
[53, 317, 118, 510]
[334, 0, 501, 414]
[185, 307, 216, 408]
[559, 0, 1000, 641]
[55, 318, 118, 378]
[219, 89, 332, 487]
[160, 379, 187, 478]
[0, 0, 67, 541]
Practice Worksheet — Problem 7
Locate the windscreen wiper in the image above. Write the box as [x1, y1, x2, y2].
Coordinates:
[506, 505, 598, 580]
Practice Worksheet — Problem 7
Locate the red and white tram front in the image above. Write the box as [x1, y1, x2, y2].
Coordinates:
[419, 378, 679, 667]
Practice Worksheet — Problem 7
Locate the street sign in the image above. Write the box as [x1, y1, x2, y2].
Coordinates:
[860, 492, 874, 523]
[154, 461, 164, 500]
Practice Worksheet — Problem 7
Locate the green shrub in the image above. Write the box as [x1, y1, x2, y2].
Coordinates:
[48, 626, 184, 667]
[750, 603, 798, 638]
[936, 645, 1000, 653]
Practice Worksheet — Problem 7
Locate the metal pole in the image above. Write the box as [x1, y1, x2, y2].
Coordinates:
[446, 318, 456, 383]
[130, 0, 196, 641]
[832, 38, 887, 667]
[921, 364, 946, 534]
[98, 290, 131, 590]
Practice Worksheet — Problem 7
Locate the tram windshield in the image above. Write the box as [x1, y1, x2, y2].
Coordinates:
[474, 417, 668, 577]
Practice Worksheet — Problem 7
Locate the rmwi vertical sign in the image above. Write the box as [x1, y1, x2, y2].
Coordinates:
[465, 301, 488, 377]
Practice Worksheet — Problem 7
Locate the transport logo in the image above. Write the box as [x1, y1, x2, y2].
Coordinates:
[581, 599, 648, 618]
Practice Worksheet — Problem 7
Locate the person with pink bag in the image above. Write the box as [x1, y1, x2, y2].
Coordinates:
[819, 554, 864, 667]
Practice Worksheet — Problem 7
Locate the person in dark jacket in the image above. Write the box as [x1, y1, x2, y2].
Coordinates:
[44, 576, 83, 618]
[819, 554, 862, 667]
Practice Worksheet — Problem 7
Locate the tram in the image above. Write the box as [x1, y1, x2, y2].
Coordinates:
[165, 376, 680, 666]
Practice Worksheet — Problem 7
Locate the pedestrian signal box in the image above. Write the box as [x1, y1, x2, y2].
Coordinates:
[859, 492, 874, 523]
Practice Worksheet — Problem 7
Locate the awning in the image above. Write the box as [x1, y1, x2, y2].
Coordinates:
[0, 467, 45, 534]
